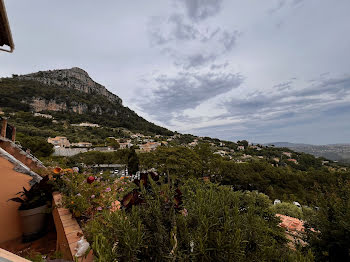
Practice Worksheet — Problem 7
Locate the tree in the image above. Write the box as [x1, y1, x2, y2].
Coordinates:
[16, 133, 53, 158]
[127, 147, 139, 175]
[238, 140, 249, 147]
[151, 147, 201, 179]
[306, 180, 350, 261]
[271, 202, 303, 219]
[106, 138, 120, 150]
[194, 143, 213, 176]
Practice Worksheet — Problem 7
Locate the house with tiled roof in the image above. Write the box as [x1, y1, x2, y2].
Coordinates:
[139, 142, 161, 152]
[282, 152, 292, 158]
[287, 159, 298, 164]
[47, 136, 70, 148]
[276, 214, 307, 248]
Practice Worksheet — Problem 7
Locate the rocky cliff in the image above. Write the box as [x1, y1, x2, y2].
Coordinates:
[17, 67, 122, 105]
[0, 73, 173, 135]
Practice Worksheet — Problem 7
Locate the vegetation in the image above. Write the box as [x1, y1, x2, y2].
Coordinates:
[137, 146, 348, 206]
[305, 180, 350, 261]
[53, 169, 312, 261]
[16, 133, 53, 157]
[2, 75, 349, 260]
[40, 139, 349, 261]
[0, 78, 173, 136]
[271, 202, 304, 219]
[127, 147, 139, 176]
[8, 176, 53, 210]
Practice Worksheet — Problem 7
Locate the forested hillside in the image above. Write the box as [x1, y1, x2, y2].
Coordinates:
[0, 76, 172, 136]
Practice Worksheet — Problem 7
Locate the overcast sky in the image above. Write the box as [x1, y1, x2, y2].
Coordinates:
[1, 0, 350, 145]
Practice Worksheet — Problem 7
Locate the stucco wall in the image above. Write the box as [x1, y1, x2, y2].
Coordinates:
[0, 157, 31, 244]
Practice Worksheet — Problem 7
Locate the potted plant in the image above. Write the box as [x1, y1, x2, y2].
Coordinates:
[9, 176, 53, 241]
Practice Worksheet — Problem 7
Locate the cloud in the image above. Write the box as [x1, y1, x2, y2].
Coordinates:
[177, 53, 217, 69]
[221, 30, 239, 52]
[147, 8, 240, 69]
[273, 81, 292, 91]
[161, 74, 350, 143]
[210, 62, 229, 70]
[149, 13, 240, 69]
[178, 0, 224, 21]
[148, 14, 200, 46]
[268, 0, 305, 14]
[186, 79, 350, 144]
[169, 14, 199, 41]
[222, 74, 350, 123]
[137, 71, 243, 122]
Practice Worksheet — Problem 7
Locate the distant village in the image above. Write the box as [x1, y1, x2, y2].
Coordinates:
[44, 116, 330, 168]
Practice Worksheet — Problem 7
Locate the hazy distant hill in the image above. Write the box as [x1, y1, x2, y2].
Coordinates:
[0, 68, 172, 136]
[265, 142, 350, 163]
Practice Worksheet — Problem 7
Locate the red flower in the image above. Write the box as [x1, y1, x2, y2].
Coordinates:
[87, 176, 95, 184]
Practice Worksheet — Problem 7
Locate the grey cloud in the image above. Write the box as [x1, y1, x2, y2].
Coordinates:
[179, 0, 224, 21]
[148, 16, 172, 45]
[138, 71, 243, 122]
[200, 27, 221, 42]
[169, 14, 199, 41]
[298, 77, 350, 97]
[221, 31, 239, 51]
[180, 53, 217, 69]
[222, 75, 350, 120]
[273, 81, 292, 91]
[268, 0, 287, 14]
[148, 8, 239, 70]
[268, 0, 305, 14]
[210, 62, 229, 70]
[148, 14, 200, 46]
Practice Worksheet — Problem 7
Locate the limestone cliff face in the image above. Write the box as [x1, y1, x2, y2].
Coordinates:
[30, 98, 67, 112]
[30, 98, 104, 115]
[18, 67, 122, 105]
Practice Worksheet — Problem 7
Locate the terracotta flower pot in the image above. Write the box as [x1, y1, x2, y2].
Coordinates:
[19, 204, 48, 241]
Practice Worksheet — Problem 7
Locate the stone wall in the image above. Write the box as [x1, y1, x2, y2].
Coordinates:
[53, 147, 88, 157]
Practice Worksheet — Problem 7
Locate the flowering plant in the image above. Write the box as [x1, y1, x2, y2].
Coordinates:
[51, 167, 136, 220]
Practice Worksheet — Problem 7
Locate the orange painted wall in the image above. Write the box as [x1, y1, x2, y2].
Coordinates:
[0, 157, 31, 244]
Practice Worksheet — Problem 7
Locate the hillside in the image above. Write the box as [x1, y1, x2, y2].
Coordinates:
[0, 68, 172, 136]
[266, 142, 350, 164]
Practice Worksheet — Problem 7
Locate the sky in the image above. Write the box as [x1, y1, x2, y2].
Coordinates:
[1, 0, 350, 145]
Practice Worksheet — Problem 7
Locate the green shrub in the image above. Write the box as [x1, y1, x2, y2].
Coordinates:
[271, 202, 304, 219]
[85, 179, 300, 261]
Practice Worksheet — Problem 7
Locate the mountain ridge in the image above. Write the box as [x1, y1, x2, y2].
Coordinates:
[264, 142, 350, 163]
[0, 68, 173, 136]
[15, 67, 122, 104]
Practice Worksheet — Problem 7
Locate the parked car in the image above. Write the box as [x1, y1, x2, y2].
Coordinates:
[293, 201, 301, 208]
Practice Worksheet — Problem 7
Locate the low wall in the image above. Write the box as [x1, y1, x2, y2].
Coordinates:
[52, 192, 93, 262]
[0, 157, 32, 244]
[0, 137, 44, 171]
[53, 147, 88, 157]
[0, 248, 30, 262]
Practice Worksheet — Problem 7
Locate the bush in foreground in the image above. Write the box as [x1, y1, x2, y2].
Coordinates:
[85, 179, 310, 261]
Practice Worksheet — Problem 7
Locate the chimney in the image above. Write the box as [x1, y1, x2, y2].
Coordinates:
[1, 118, 7, 138]
[11, 126, 16, 141]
